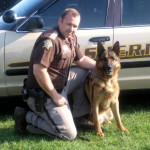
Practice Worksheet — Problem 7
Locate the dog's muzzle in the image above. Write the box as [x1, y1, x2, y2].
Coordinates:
[104, 65, 114, 76]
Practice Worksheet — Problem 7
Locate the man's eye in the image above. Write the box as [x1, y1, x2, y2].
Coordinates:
[73, 25, 77, 28]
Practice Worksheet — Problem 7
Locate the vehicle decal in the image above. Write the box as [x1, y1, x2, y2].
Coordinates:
[6, 43, 150, 76]
[5, 60, 150, 76]
[7, 61, 29, 68]
[84, 47, 97, 59]
[120, 43, 150, 60]
[85, 43, 150, 60]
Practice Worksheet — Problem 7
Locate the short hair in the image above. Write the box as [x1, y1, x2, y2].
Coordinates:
[60, 8, 80, 21]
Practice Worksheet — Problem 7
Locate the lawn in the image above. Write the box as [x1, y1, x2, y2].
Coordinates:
[0, 94, 150, 150]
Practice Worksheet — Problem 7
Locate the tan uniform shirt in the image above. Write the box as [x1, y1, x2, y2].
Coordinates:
[26, 26, 84, 91]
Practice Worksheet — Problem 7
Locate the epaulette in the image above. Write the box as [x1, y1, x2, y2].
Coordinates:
[50, 31, 58, 40]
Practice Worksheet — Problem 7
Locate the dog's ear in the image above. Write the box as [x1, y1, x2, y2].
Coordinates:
[97, 41, 105, 58]
[112, 41, 120, 56]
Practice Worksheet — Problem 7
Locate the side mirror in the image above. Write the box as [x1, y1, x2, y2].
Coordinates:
[2, 10, 25, 23]
[3, 10, 17, 23]
[19, 15, 44, 31]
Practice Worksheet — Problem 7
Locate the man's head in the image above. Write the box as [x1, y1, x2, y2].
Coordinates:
[58, 8, 80, 39]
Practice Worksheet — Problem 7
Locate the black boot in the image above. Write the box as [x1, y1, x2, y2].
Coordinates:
[74, 114, 90, 127]
[14, 107, 28, 136]
[74, 114, 104, 131]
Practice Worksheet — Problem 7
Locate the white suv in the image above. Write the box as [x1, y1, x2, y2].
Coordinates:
[0, 0, 150, 97]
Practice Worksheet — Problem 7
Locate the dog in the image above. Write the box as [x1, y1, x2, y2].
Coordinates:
[85, 41, 129, 137]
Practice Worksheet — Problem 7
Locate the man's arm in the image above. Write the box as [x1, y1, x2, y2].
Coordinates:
[33, 64, 67, 106]
[74, 56, 96, 70]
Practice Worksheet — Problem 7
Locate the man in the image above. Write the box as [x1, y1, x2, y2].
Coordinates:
[14, 8, 96, 140]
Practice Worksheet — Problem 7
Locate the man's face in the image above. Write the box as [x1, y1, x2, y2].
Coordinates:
[58, 12, 80, 39]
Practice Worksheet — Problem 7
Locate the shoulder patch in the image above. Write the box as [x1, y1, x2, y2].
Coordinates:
[43, 39, 53, 51]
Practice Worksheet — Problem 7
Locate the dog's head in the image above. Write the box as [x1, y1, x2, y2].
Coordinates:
[96, 41, 121, 80]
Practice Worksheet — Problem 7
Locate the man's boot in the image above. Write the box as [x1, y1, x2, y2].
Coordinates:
[14, 106, 28, 135]
[74, 114, 104, 131]
[74, 114, 90, 127]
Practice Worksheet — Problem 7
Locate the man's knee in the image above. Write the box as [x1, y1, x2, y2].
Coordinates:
[61, 126, 77, 140]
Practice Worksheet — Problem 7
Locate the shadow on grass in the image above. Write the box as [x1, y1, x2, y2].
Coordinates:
[0, 127, 59, 144]
[0, 93, 150, 115]
[119, 93, 150, 112]
[0, 96, 28, 115]
[143, 146, 150, 150]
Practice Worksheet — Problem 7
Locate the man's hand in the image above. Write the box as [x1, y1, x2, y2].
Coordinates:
[52, 93, 68, 107]
[33, 64, 68, 107]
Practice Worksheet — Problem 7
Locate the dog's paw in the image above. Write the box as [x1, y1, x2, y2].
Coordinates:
[122, 129, 129, 133]
[104, 120, 112, 124]
[97, 132, 104, 137]
[87, 121, 94, 126]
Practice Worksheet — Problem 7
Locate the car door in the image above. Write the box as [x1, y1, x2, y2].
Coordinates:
[0, 30, 8, 96]
[5, 31, 41, 96]
[114, 0, 150, 91]
[4, 0, 115, 96]
[3, 0, 56, 96]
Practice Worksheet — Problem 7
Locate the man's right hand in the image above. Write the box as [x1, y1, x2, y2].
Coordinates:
[52, 93, 68, 107]
[33, 64, 68, 107]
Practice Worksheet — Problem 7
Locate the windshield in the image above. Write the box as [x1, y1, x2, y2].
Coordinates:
[0, 0, 21, 16]
[38, 0, 108, 29]
[0, 0, 57, 30]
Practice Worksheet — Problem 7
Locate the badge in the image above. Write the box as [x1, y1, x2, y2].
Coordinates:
[63, 45, 70, 54]
[43, 39, 53, 51]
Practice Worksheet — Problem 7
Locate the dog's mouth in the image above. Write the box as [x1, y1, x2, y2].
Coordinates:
[106, 70, 113, 76]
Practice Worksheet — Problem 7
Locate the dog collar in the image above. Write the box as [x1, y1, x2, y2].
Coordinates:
[91, 70, 103, 80]
[91, 70, 118, 82]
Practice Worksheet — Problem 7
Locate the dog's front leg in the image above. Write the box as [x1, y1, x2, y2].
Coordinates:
[111, 101, 129, 133]
[92, 103, 104, 137]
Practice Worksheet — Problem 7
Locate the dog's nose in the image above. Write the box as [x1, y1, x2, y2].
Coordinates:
[106, 65, 112, 70]
[105, 65, 113, 76]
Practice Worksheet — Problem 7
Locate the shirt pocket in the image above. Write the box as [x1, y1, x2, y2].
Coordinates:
[53, 52, 72, 69]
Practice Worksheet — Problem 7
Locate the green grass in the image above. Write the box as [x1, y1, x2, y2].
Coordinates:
[0, 97, 150, 150]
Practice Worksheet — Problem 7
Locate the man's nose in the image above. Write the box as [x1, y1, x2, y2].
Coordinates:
[69, 26, 74, 32]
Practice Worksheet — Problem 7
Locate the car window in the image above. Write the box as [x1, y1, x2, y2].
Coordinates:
[38, 0, 108, 29]
[122, 0, 150, 25]
[0, 0, 21, 15]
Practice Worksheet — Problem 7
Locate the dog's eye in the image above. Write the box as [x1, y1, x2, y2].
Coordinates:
[110, 56, 115, 61]
[102, 57, 107, 62]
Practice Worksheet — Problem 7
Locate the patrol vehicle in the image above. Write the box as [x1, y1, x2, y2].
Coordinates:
[0, 0, 150, 97]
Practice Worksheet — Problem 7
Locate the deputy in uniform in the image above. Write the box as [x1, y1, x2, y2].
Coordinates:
[14, 8, 96, 140]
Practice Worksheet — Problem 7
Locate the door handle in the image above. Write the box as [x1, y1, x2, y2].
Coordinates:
[89, 36, 110, 42]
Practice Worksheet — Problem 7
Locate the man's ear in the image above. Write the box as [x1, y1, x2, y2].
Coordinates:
[58, 18, 62, 25]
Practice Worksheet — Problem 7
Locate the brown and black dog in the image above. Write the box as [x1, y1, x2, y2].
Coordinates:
[85, 41, 129, 137]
